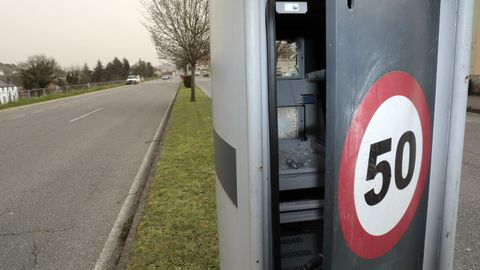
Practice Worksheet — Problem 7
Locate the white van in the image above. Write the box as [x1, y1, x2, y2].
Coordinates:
[126, 75, 141, 84]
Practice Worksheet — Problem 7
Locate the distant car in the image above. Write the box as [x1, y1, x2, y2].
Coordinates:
[202, 72, 209, 77]
[126, 75, 141, 84]
[162, 75, 171, 80]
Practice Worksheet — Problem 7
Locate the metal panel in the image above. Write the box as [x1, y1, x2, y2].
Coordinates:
[324, 0, 440, 269]
[211, 0, 269, 268]
[439, 0, 476, 268]
[423, 0, 458, 268]
[211, 0, 251, 268]
[214, 130, 238, 207]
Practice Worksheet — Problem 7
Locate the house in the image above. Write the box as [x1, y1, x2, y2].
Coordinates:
[471, 5, 480, 74]
[469, 5, 480, 94]
[196, 57, 210, 71]
[0, 80, 19, 104]
[46, 82, 59, 92]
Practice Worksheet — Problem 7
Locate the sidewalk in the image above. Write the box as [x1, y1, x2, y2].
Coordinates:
[196, 77, 212, 98]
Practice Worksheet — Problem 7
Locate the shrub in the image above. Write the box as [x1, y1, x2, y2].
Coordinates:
[183, 75, 192, 88]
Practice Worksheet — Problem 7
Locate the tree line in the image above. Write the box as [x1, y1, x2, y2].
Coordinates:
[142, 0, 209, 102]
[18, 54, 155, 90]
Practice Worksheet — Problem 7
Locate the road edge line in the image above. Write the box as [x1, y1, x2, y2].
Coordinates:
[93, 87, 179, 270]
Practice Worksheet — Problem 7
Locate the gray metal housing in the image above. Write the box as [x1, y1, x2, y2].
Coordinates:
[210, 0, 474, 269]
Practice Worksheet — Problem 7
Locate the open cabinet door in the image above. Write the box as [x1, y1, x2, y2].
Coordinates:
[324, 0, 440, 269]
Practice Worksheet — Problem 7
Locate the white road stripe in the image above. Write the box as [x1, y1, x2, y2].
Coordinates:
[69, 107, 104, 123]
[32, 110, 43, 114]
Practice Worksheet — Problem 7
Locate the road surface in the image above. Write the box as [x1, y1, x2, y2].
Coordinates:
[455, 112, 480, 270]
[0, 80, 178, 269]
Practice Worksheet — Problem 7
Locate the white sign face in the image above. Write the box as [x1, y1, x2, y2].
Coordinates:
[285, 3, 300, 12]
[275, 2, 308, 14]
[338, 66, 431, 259]
[353, 96, 423, 236]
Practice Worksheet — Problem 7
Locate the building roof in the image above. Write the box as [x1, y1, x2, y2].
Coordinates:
[0, 80, 16, 88]
[0, 80, 9, 87]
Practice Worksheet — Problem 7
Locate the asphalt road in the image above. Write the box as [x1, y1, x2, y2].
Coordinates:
[455, 112, 480, 270]
[0, 80, 177, 269]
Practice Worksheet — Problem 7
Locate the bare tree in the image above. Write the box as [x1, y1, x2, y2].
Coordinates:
[142, 0, 209, 102]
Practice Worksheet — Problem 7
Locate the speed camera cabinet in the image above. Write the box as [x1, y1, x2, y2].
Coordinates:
[210, 0, 474, 269]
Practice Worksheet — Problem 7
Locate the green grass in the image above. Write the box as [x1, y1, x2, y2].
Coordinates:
[127, 85, 219, 270]
[0, 83, 123, 110]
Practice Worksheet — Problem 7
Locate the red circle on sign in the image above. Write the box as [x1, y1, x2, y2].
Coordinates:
[338, 71, 431, 259]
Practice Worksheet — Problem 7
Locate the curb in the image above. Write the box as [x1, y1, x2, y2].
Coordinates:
[93, 88, 178, 270]
[467, 106, 480, 114]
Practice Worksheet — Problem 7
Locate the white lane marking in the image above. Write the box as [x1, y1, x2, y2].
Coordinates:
[32, 110, 43, 114]
[9, 114, 26, 120]
[69, 107, 104, 123]
[48, 106, 58, 110]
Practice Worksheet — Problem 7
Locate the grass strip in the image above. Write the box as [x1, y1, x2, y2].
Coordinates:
[127, 85, 219, 270]
[0, 83, 123, 110]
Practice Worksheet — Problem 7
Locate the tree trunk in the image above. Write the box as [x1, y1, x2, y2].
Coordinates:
[190, 65, 196, 102]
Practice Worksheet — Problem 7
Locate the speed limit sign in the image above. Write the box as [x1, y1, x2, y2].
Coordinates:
[338, 71, 432, 259]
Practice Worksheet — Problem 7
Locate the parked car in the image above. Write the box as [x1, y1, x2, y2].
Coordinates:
[162, 74, 171, 80]
[126, 75, 141, 84]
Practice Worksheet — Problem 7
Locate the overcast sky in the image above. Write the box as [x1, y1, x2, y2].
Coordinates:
[0, 0, 158, 68]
